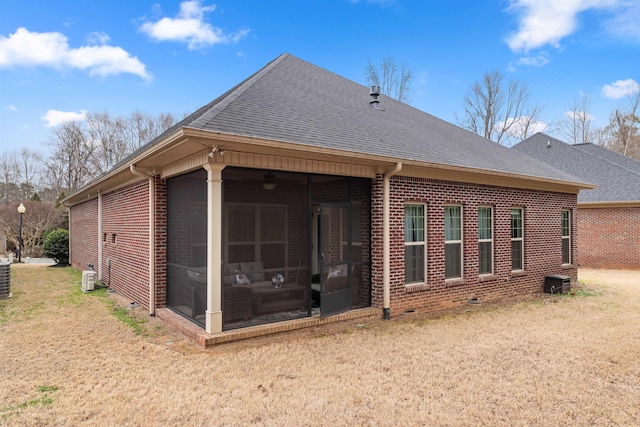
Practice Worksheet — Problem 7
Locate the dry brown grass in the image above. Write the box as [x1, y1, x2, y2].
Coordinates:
[1, 265, 639, 426]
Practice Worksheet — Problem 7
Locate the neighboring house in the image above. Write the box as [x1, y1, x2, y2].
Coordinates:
[63, 54, 593, 344]
[513, 133, 640, 270]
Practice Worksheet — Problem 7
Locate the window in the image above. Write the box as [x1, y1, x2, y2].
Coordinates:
[405, 204, 426, 284]
[445, 205, 462, 279]
[561, 209, 571, 264]
[478, 207, 493, 275]
[226, 204, 287, 268]
[511, 208, 524, 271]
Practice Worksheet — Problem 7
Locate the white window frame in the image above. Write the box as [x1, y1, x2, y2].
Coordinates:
[478, 206, 493, 276]
[404, 203, 427, 285]
[561, 209, 571, 265]
[511, 207, 524, 272]
[444, 205, 463, 280]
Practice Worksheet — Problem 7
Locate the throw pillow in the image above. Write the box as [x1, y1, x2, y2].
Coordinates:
[327, 267, 343, 279]
[236, 273, 252, 285]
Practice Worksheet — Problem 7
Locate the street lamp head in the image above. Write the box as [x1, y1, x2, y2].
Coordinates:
[17, 203, 26, 214]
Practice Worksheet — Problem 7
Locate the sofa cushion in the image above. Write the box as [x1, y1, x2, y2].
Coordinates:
[224, 261, 266, 284]
[239, 261, 265, 283]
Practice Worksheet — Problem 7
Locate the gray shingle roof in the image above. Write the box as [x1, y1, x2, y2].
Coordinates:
[573, 143, 640, 175]
[513, 133, 640, 203]
[117, 54, 590, 187]
[163, 53, 587, 185]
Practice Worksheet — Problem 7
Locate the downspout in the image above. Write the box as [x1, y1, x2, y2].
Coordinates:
[67, 206, 72, 268]
[130, 164, 156, 316]
[97, 191, 103, 280]
[383, 162, 402, 320]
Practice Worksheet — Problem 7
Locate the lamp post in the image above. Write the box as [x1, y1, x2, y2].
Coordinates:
[17, 203, 25, 263]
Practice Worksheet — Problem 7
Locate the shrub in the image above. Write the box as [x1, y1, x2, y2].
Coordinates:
[43, 229, 69, 265]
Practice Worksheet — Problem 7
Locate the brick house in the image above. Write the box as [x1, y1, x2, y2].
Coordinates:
[63, 54, 593, 342]
[514, 133, 640, 270]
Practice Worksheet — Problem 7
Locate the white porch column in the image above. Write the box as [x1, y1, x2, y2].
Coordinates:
[204, 163, 226, 333]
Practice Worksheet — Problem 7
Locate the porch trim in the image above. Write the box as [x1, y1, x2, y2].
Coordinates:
[156, 307, 379, 347]
[161, 150, 376, 180]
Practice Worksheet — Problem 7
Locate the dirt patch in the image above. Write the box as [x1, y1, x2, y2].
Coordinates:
[1, 265, 639, 426]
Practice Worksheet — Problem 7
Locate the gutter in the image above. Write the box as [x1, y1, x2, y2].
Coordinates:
[130, 164, 156, 316]
[383, 162, 402, 320]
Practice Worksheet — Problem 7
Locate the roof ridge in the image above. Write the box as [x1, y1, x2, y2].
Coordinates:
[529, 133, 640, 177]
[570, 142, 640, 178]
[187, 53, 290, 129]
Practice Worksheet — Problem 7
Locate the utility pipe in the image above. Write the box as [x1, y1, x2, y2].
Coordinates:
[383, 162, 402, 320]
[130, 164, 156, 316]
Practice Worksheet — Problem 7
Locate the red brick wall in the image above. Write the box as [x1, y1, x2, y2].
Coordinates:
[370, 175, 578, 315]
[101, 180, 151, 308]
[70, 198, 98, 271]
[578, 207, 640, 270]
[69, 178, 168, 310]
[71, 169, 581, 321]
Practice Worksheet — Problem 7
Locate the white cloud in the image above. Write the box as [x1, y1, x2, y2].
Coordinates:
[87, 32, 111, 45]
[565, 110, 594, 122]
[505, 0, 619, 52]
[0, 27, 150, 79]
[516, 52, 550, 67]
[4, 104, 17, 111]
[602, 1, 640, 40]
[139, 0, 249, 50]
[41, 109, 87, 127]
[602, 79, 639, 99]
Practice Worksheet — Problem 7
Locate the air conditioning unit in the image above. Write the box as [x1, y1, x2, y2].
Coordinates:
[82, 270, 96, 292]
[544, 275, 570, 294]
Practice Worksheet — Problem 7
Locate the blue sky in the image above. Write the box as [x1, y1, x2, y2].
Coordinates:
[1, 0, 639, 154]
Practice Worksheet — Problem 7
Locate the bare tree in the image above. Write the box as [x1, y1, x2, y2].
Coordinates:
[1, 109, 180, 208]
[457, 70, 542, 145]
[0, 152, 19, 204]
[85, 111, 122, 173]
[16, 148, 41, 201]
[0, 150, 43, 204]
[599, 90, 640, 160]
[555, 93, 593, 145]
[0, 200, 64, 257]
[44, 120, 94, 194]
[118, 110, 177, 154]
[366, 55, 413, 103]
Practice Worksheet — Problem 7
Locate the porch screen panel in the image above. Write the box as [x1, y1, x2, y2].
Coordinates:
[227, 206, 256, 263]
[223, 168, 310, 329]
[311, 175, 372, 309]
[166, 169, 208, 327]
[260, 206, 286, 269]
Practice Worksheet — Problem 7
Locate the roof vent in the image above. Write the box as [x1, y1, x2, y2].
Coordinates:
[370, 85, 383, 110]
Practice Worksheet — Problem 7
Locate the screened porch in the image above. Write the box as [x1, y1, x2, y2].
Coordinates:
[165, 167, 371, 331]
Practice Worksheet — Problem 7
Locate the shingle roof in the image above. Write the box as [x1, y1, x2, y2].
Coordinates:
[513, 133, 640, 203]
[573, 143, 640, 175]
[134, 53, 585, 185]
[100, 53, 592, 192]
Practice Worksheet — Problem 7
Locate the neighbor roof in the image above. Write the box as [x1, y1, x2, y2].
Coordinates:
[513, 133, 640, 203]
